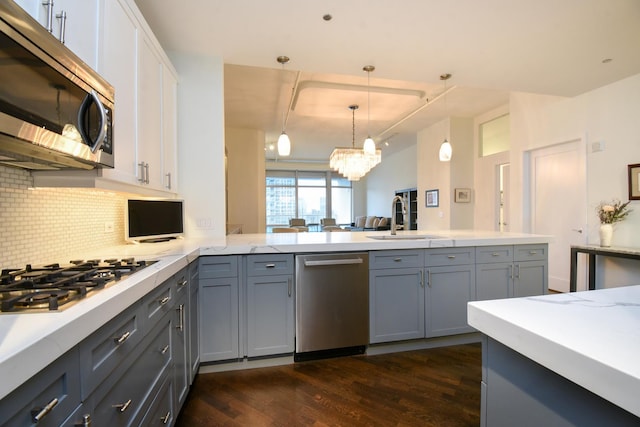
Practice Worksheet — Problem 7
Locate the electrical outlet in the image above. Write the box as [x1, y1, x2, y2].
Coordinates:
[104, 221, 114, 233]
[591, 141, 605, 152]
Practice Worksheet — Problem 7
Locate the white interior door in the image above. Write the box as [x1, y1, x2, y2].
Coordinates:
[530, 140, 587, 292]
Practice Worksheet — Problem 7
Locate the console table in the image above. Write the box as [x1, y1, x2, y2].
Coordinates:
[569, 245, 640, 292]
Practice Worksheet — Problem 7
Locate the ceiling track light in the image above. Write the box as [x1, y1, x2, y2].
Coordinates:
[362, 65, 376, 155]
[277, 55, 291, 156]
[439, 73, 452, 162]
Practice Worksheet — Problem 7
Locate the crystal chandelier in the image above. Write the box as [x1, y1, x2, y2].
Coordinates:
[330, 105, 381, 181]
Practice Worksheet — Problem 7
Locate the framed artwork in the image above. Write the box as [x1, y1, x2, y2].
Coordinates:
[425, 189, 439, 207]
[455, 188, 471, 203]
[629, 164, 640, 200]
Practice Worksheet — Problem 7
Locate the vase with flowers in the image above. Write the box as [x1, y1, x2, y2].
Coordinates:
[596, 200, 632, 247]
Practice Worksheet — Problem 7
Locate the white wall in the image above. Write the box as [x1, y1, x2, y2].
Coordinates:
[365, 139, 417, 217]
[509, 73, 640, 288]
[226, 127, 266, 233]
[171, 52, 226, 238]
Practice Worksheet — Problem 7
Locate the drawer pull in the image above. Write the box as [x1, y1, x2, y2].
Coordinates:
[161, 411, 171, 424]
[31, 397, 58, 423]
[114, 331, 131, 345]
[393, 258, 403, 262]
[176, 304, 185, 331]
[178, 279, 188, 287]
[112, 399, 132, 413]
[529, 251, 538, 255]
[75, 414, 92, 427]
[160, 344, 169, 355]
[265, 263, 276, 268]
[159, 296, 171, 306]
[491, 253, 500, 257]
[447, 255, 456, 259]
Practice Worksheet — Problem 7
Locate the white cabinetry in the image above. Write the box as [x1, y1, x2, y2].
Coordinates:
[14, 0, 99, 68]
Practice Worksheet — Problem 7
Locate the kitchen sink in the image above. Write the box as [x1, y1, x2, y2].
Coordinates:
[366, 234, 440, 240]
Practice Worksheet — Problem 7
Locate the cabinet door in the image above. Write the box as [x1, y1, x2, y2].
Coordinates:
[173, 292, 189, 410]
[425, 265, 476, 337]
[476, 262, 512, 301]
[137, 35, 163, 189]
[514, 260, 548, 297]
[246, 274, 294, 357]
[199, 277, 239, 362]
[99, 0, 138, 184]
[369, 267, 424, 343]
[162, 64, 178, 192]
[188, 262, 200, 384]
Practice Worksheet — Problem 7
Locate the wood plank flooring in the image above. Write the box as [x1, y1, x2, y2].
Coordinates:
[176, 343, 481, 427]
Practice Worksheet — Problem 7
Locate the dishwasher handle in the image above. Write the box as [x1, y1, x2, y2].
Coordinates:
[303, 258, 364, 267]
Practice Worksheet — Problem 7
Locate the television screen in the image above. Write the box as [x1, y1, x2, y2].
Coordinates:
[126, 199, 184, 242]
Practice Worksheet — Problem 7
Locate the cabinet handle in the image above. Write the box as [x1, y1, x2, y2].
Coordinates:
[515, 264, 520, 279]
[166, 172, 172, 189]
[31, 397, 58, 423]
[288, 277, 292, 297]
[447, 255, 456, 259]
[426, 269, 432, 288]
[176, 304, 185, 331]
[113, 331, 131, 345]
[74, 414, 92, 427]
[112, 399, 132, 413]
[419, 270, 424, 288]
[491, 253, 500, 257]
[177, 279, 188, 288]
[393, 258, 402, 262]
[138, 162, 146, 183]
[509, 264, 514, 280]
[56, 10, 67, 44]
[160, 344, 169, 355]
[42, 0, 54, 33]
[144, 163, 150, 184]
[161, 411, 171, 424]
[159, 296, 171, 306]
[265, 263, 276, 268]
[529, 250, 538, 255]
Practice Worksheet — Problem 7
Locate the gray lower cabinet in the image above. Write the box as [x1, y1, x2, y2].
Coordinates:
[188, 260, 200, 384]
[199, 256, 240, 362]
[0, 347, 81, 427]
[246, 254, 294, 357]
[2, 266, 194, 427]
[476, 245, 548, 300]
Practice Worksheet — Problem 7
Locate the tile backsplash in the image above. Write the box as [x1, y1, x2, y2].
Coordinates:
[0, 165, 129, 268]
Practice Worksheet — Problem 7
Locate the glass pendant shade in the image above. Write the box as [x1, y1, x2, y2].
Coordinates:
[363, 136, 376, 155]
[277, 132, 291, 156]
[439, 139, 452, 162]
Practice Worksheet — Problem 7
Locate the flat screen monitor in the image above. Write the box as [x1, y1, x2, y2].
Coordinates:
[126, 199, 184, 243]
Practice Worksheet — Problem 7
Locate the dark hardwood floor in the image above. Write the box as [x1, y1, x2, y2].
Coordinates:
[176, 343, 481, 427]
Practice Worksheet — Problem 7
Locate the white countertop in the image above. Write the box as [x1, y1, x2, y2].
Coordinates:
[468, 286, 640, 417]
[0, 229, 549, 400]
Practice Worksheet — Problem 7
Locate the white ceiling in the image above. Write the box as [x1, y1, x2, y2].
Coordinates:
[133, 0, 640, 162]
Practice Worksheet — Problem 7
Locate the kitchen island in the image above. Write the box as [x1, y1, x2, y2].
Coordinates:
[468, 286, 640, 425]
[0, 229, 549, 419]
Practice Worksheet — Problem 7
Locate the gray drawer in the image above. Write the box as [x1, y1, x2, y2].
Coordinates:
[246, 254, 293, 276]
[199, 256, 238, 279]
[144, 279, 175, 334]
[79, 301, 143, 399]
[86, 313, 172, 427]
[514, 244, 548, 262]
[425, 247, 475, 266]
[369, 250, 424, 269]
[476, 246, 513, 264]
[174, 267, 189, 298]
[0, 348, 81, 427]
[138, 374, 174, 427]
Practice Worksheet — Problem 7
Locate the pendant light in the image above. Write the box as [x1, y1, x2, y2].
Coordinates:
[362, 65, 376, 155]
[439, 73, 452, 162]
[277, 56, 291, 156]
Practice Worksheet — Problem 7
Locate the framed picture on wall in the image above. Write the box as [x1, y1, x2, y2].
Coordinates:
[629, 164, 640, 200]
[425, 189, 439, 207]
[455, 188, 472, 203]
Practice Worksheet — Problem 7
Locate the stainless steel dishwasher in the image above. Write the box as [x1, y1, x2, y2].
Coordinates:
[294, 252, 369, 361]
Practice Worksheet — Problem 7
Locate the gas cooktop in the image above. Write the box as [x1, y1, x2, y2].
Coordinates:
[0, 258, 155, 313]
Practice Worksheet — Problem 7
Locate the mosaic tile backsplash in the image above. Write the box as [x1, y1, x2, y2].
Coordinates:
[0, 165, 129, 268]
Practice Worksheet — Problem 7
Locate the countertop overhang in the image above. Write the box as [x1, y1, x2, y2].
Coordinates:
[468, 286, 640, 418]
[0, 229, 549, 400]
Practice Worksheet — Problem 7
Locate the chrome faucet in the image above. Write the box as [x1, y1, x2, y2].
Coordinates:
[391, 195, 407, 235]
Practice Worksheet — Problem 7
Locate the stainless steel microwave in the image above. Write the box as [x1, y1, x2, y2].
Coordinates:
[0, 1, 114, 170]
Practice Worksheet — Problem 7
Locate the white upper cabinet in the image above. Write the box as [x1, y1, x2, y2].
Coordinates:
[14, 0, 99, 68]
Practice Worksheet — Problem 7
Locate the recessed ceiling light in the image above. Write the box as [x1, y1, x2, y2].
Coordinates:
[323, 14, 332, 21]
[602, 58, 613, 64]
